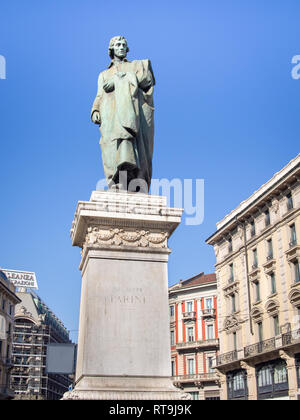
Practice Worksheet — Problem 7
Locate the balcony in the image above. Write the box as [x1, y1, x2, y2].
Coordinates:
[173, 372, 218, 386]
[223, 279, 239, 297]
[244, 337, 276, 358]
[201, 308, 216, 318]
[249, 264, 261, 281]
[282, 328, 300, 347]
[182, 311, 196, 321]
[216, 350, 238, 366]
[176, 338, 219, 351]
[285, 241, 300, 263]
[262, 257, 276, 274]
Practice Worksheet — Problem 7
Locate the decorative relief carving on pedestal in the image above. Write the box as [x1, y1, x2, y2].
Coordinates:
[84, 226, 169, 249]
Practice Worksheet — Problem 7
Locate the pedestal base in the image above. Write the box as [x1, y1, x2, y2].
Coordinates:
[62, 376, 190, 400]
[67, 191, 191, 401]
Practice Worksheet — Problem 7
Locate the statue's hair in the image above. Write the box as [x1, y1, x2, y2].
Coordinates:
[108, 36, 129, 59]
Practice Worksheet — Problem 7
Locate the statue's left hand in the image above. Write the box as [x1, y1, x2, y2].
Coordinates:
[103, 79, 115, 93]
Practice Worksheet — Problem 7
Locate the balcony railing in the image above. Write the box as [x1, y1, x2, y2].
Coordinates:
[244, 337, 276, 358]
[176, 338, 219, 351]
[182, 311, 196, 321]
[173, 372, 217, 383]
[201, 308, 216, 317]
[216, 350, 238, 366]
[282, 328, 300, 346]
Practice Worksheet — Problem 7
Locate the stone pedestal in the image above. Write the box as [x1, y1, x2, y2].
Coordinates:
[63, 190, 190, 400]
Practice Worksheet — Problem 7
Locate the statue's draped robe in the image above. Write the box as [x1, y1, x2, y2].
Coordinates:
[91, 59, 155, 189]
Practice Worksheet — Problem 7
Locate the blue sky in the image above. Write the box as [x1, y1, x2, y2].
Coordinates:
[0, 0, 299, 342]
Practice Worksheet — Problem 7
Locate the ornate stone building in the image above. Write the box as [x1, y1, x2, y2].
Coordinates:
[0, 270, 21, 399]
[206, 154, 300, 400]
[169, 272, 220, 400]
[10, 290, 72, 399]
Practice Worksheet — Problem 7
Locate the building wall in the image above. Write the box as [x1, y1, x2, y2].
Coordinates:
[207, 155, 300, 400]
[169, 277, 220, 400]
[0, 273, 20, 399]
[10, 291, 72, 400]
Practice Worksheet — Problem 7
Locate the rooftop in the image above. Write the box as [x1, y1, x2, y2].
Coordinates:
[170, 272, 216, 291]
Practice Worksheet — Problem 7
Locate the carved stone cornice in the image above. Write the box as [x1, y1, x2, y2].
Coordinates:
[84, 226, 169, 250]
[71, 191, 183, 252]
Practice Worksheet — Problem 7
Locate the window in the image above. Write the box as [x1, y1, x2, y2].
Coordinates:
[270, 272, 276, 294]
[228, 238, 233, 253]
[187, 327, 194, 342]
[1, 299, 5, 311]
[186, 301, 193, 312]
[227, 370, 248, 400]
[293, 261, 300, 283]
[206, 298, 212, 309]
[233, 371, 245, 391]
[233, 332, 237, 350]
[273, 315, 280, 336]
[231, 294, 236, 313]
[287, 193, 293, 211]
[255, 281, 260, 302]
[250, 221, 256, 237]
[265, 210, 270, 227]
[296, 356, 300, 387]
[188, 358, 195, 374]
[258, 322, 263, 342]
[170, 305, 174, 317]
[189, 391, 199, 400]
[170, 330, 175, 346]
[257, 360, 288, 399]
[257, 366, 272, 387]
[229, 263, 234, 283]
[207, 356, 214, 372]
[290, 223, 297, 246]
[253, 248, 258, 268]
[274, 362, 287, 384]
[207, 324, 214, 339]
[171, 360, 175, 376]
[267, 239, 273, 259]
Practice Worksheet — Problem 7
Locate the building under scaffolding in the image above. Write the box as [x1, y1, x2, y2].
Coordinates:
[10, 290, 72, 400]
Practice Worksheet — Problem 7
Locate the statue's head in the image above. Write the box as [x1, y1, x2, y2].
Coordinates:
[108, 36, 129, 59]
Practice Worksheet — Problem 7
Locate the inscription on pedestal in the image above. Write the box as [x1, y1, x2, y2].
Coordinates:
[104, 287, 146, 304]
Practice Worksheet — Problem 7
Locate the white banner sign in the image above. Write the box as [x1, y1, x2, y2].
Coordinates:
[2, 269, 38, 289]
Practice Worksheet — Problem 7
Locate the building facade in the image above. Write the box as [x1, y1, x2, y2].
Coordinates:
[169, 272, 220, 400]
[206, 154, 300, 400]
[10, 290, 72, 400]
[0, 270, 21, 399]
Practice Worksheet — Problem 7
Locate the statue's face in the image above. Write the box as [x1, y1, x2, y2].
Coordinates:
[113, 39, 127, 59]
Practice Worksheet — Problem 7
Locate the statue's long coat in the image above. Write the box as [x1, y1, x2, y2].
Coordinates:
[91, 59, 155, 188]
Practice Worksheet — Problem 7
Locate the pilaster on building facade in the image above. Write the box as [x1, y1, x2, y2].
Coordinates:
[0, 270, 21, 399]
[168, 272, 220, 400]
[206, 153, 300, 400]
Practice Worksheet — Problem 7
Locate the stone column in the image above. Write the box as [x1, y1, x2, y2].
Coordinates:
[280, 350, 298, 400]
[63, 190, 190, 400]
[240, 361, 257, 400]
[215, 369, 227, 400]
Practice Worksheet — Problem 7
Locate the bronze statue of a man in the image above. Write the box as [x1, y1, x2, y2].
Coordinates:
[91, 36, 155, 192]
